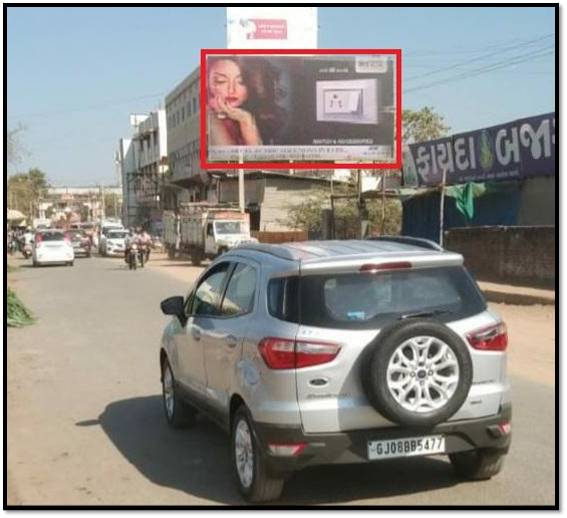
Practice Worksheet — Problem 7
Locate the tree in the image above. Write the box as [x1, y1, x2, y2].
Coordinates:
[7, 168, 50, 221]
[283, 185, 401, 238]
[283, 106, 449, 237]
[103, 193, 121, 218]
[402, 107, 450, 145]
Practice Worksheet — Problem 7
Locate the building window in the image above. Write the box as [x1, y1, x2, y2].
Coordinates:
[193, 97, 197, 114]
[181, 107, 185, 121]
[187, 101, 192, 117]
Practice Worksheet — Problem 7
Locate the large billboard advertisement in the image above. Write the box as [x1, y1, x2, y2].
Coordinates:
[227, 7, 317, 49]
[404, 112, 555, 186]
[200, 49, 402, 170]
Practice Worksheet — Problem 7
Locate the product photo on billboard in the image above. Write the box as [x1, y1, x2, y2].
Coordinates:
[200, 49, 402, 170]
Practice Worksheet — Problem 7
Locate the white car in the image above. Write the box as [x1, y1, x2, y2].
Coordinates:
[32, 230, 75, 267]
[101, 229, 129, 257]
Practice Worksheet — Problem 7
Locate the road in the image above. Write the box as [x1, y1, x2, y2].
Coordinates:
[7, 254, 556, 506]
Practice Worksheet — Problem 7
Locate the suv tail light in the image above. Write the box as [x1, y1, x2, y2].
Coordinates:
[258, 337, 341, 370]
[467, 322, 508, 351]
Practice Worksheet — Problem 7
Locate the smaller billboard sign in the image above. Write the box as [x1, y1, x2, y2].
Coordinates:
[200, 49, 402, 170]
[227, 7, 317, 49]
[405, 112, 555, 186]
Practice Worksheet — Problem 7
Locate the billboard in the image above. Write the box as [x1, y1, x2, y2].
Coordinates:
[405, 112, 555, 186]
[227, 7, 317, 49]
[200, 49, 402, 170]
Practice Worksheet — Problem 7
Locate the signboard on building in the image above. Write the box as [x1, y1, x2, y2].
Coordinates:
[200, 49, 401, 170]
[405, 112, 555, 186]
[227, 7, 317, 49]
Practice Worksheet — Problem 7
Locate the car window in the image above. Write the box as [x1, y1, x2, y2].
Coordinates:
[220, 263, 257, 317]
[269, 267, 486, 329]
[40, 232, 65, 242]
[191, 262, 231, 317]
[107, 231, 128, 239]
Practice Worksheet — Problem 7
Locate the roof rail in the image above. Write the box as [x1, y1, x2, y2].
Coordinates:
[367, 235, 444, 252]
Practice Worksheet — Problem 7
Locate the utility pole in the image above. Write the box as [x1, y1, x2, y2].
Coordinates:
[381, 169, 386, 235]
[100, 183, 106, 221]
[439, 167, 447, 247]
[238, 149, 245, 214]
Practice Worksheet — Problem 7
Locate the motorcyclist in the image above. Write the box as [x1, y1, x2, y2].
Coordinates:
[124, 228, 140, 263]
[21, 227, 35, 258]
[23, 227, 34, 246]
[139, 228, 152, 262]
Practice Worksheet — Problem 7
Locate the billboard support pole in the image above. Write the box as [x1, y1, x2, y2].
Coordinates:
[238, 149, 245, 214]
[439, 167, 447, 247]
[381, 168, 386, 235]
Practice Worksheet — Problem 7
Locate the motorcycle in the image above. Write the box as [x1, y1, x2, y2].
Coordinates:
[127, 243, 139, 270]
[138, 243, 150, 266]
[22, 243, 32, 259]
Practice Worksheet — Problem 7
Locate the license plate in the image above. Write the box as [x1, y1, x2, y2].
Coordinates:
[367, 435, 445, 460]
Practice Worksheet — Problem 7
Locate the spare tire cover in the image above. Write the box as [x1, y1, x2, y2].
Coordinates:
[362, 318, 473, 427]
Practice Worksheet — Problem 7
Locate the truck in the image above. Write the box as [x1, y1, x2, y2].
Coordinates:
[163, 203, 255, 265]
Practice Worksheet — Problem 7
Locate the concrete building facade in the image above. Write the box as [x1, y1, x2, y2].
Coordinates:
[165, 67, 204, 203]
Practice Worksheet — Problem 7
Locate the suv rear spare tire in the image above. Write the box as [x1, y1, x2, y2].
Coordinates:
[362, 319, 473, 427]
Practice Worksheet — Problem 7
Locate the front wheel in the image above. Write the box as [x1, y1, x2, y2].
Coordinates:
[231, 406, 284, 503]
[449, 449, 506, 480]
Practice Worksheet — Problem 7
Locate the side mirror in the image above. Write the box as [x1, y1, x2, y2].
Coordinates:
[160, 296, 186, 325]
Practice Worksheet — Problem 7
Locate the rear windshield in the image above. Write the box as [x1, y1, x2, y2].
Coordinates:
[268, 266, 486, 329]
[40, 232, 65, 242]
[107, 231, 128, 239]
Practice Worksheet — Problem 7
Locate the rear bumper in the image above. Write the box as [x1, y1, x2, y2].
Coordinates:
[254, 403, 511, 476]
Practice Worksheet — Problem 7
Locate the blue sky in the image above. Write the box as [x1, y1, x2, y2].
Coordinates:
[7, 6, 556, 186]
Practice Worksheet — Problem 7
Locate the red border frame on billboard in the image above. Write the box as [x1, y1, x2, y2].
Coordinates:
[200, 48, 402, 170]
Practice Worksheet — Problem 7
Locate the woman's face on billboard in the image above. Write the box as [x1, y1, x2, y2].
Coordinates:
[208, 59, 248, 108]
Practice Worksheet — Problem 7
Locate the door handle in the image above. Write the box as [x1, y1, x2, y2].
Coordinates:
[225, 335, 238, 348]
[191, 327, 201, 341]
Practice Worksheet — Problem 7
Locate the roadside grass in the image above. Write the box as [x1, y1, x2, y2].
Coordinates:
[7, 264, 18, 273]
[7, 288, 35, 327]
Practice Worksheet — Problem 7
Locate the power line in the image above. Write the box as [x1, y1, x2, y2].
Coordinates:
[403, 34, 554, 57]
[404, 46, 554, 94]
[16, 92, 166, 120]
[405, 33, 553, 82]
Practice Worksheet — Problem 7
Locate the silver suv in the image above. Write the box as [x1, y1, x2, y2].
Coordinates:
[159, 237, 511, 502]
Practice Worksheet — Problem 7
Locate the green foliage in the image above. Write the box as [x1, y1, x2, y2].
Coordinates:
[103, 193, 121, 218]
[7, 288, 35, 327]
[8, 168, 50, 221]
[403, 107, 450, 144]
[284, 187, 402, 238]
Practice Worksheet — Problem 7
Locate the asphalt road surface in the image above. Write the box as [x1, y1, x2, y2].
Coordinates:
[7, 254, 556, 506]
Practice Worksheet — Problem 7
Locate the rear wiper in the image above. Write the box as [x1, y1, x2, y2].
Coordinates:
[399, 309, 453, 320]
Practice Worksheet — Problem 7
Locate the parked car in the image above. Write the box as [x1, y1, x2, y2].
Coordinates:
[32, 230, 74, 267]
[158, 237, 511, 502]
[100, 229, 129, 257]
[68, 229, 92, 258]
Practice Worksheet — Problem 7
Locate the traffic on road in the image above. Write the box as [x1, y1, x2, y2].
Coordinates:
[6, 239, 555, 506]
